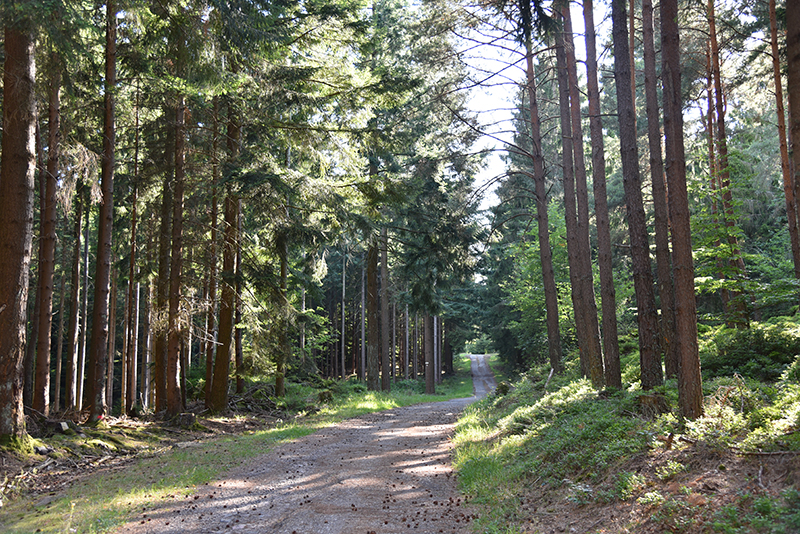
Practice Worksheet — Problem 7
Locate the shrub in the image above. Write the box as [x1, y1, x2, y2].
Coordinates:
[702, 324, 800, 381]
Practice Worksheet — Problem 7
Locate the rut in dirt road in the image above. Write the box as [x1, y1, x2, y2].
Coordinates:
[117, 354, 496, 534]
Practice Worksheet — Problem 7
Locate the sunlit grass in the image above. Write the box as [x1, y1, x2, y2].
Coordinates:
[452, 338, 800, 534]
[2, 355, 475, 533]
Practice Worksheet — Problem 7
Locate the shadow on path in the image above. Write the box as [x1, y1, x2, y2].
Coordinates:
[117, 356, 497, 534]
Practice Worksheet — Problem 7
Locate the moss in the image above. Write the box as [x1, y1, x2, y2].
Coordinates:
[0, 433, 35, 454]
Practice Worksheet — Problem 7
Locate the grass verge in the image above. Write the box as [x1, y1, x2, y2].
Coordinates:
[453, 351, 800, 533]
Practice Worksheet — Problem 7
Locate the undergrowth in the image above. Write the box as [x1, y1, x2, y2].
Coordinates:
[453, 323, 800, 534]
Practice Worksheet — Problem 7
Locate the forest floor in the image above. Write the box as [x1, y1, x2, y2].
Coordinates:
[0, 355, 494, 534]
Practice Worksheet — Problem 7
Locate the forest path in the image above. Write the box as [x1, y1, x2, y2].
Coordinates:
[117, 355, 496, 534]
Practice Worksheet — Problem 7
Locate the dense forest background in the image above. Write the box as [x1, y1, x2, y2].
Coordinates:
[2, 0, 800, 445]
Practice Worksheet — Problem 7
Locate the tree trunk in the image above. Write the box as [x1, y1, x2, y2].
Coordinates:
[142, 281, 153, 408]
[391, 302, 396, 380]
[154, 170, 172, 412]
[380, 227, 391, 391]
[772, 0, 800, 279]
[555, 25, 589, 378]
[87, 0, 117, 423]
[209, 191, 236, 411]
[277, 230, 289, 395]
[65, 188, 83, 411]
[25, 133, 43, 411]
[341, 251, 347, 379]
[0, 25, 37, 445]
[128, 281, 140, 411]
[360, 262, 365, 381]
[404, 305, 409, 379]
[33, 59, 62, 416]
[124, 189, 139, 413]
[54, 274, 66, 412]
[643, 0, 678, 379]
[210, 99, 240, 410]
[789, 2, 800, 290]
[563, 6, 604, 388]
[205, 97, 220, 405]
[25, 147, 41, 412]
[77, 200, 90, 411]
[662, 0, 703, 419]
[107, 270, 117, 409]
[235, 199, 244, 394]
[424, 315, 434, 394]
[165, 88, 186, 419]
[523, 29, 562, 375]
[709, 0, 748, 327]
[584, 0, 621, 388]
[613, 0, 663, 390]
[366, 240, 380, 391]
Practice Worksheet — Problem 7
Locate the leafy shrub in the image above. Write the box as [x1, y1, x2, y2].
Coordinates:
[781, 355, 800, 384]
[702, 324, 800, 381]
[614, 471, 646, 501]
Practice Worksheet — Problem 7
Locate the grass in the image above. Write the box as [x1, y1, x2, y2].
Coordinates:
[451, 333, 800, 534]
[0, 355, 474, 534]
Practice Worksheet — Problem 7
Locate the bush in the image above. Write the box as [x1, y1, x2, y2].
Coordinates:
[702, 324, 800, 381]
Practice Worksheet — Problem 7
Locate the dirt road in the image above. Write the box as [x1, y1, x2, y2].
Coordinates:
[118, 355, 496, 534]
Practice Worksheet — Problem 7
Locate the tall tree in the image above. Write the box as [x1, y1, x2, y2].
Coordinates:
[662, 0, 703, 419]
[613, 0, 663, 390]
[561, 4, 604, 388]
[770, 0, 800, 280]
[708, 0, 748, 326]
[366, 239, 381, 391]
[521, 0, 561, 373]
[380, 227, 391, 391]
[0, 22, 37, 445]
[86, 0, 117, 423]
[32, 54, 62, 416]
[642, 0, 678, 378]
[583, 0, 620, 388]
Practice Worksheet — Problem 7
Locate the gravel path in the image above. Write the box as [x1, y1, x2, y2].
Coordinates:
[117, 355, 496, 534]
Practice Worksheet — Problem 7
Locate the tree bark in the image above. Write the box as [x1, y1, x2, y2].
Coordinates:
[210, 99, 240, 410]
[154, 171, 172, 412]
[54, 274, 66, 412]
[563, 6, 604, 388]
[662, 0, 703, 419]
[584, 0, 621, 388]
[33, 59, 61, 416]
[77, 199, 90, 411]
[555, 25, 589, 379]
[643, 0, 678, 379]
[0, 25, 37, 445]
[771, 0, 800, 279]
[87, 0, 117, 423]
[523, 29, 562, 375]
[235, 199, 244, 394]
[789, 2, 800, 287]
[205, 97, 220, 406]
[380, 227, 391, 391]
[613, 0, 663, 390]
[424, 315, 435, 394]
[165, 89, 186, 418]
[209, 190, 236, 411]
[342, 251, 347, 379]
[65, 188, 83, 411]
[366, 240, 380, 391]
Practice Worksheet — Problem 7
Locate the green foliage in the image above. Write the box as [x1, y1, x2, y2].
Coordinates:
[710, 489, 800, 534]
[613, 471, 646, 501]
[655, 460, 686, 481]
[701, 323, 800, 381]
